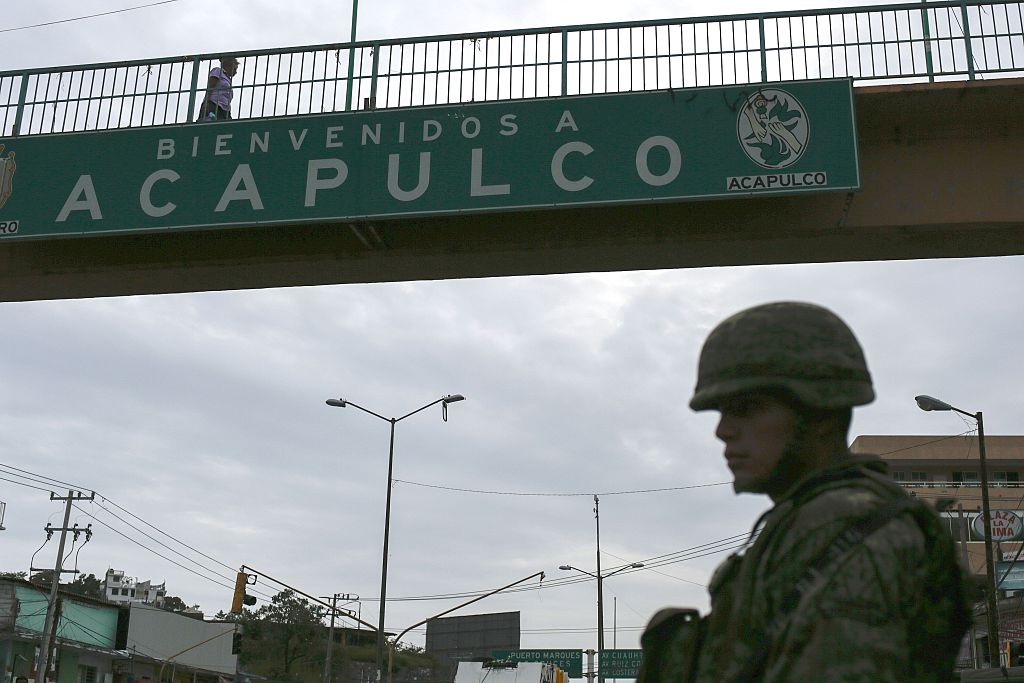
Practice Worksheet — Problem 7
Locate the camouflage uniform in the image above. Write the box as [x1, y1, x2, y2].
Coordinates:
[642, 302, 970, 683]
[694, 453, 969, 682]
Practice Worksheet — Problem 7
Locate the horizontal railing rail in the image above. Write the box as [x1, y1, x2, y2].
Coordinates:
[898, 481, 1024, 487]
[1, 0, 1022, 137]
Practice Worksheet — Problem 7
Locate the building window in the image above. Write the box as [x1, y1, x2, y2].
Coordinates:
[910, 472, 929, 482]
[995, 471, 1020, 485]
[892, 471, 907, 482]
[121, 588, 129, 596]
[78, 666, 97, 683]
[952, 471, 979, 485]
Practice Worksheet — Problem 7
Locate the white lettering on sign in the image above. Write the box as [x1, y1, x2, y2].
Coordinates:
[251, 132, 270, 154]
[325, 127, 344, 149]
[555, 110, 578, 133]
[304, 159, 349, 207]
[140, 169, 180, 217]
[423, 120, 442, 142]
[551, 142, 594, 192]
[499, 114, 518, 136]
[289, 129, 308, 151]
[387, 153, 431, 202]
[461, 117, 481, 139]
[56, 175, 103, 222]
[636, 136, 681, 187]
[214, 134, 233, 156]
[470, 148, 510, 197]
[156, 139, 175, 160]
[215, 164, 264, 212]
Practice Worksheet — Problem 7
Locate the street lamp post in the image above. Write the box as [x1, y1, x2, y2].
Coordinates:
[560, 514, 644, 683]
[915, 394, 999, 668]
[326, 393, 465, 682]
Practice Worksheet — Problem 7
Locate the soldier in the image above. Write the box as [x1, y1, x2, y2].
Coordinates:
[641, 301, 971, 683]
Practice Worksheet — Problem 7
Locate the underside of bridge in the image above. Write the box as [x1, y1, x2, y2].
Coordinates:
[2, 78, 1021, 302]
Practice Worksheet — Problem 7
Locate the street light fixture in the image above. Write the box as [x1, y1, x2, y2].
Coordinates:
[560, 553, 644, 683]
[326, 393, 464, 682]
[915, 393, 999, 668]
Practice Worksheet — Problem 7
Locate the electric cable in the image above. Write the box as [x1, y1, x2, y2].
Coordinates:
[0, 0, 185, 34]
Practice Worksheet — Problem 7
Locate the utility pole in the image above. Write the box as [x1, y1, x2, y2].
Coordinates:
[321, 593, 359, 683]
[595, 495, 605, 683]
[33, 490, 94, 683]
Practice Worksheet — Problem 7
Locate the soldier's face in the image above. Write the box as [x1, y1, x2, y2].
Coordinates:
[714, 392, 799, 495]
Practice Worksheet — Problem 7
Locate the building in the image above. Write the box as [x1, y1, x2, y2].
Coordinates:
[853, 434, 1024, 667]
[0, 576, 125, 683]
[103, 570, 165, 607]
[1, 577, 239, 683]
[851, 434, 1024, 576]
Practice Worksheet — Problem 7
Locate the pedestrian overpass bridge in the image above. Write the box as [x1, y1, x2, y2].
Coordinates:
[0, 0, 1022, 301]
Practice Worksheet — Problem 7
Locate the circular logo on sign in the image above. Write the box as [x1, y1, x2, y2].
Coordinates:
[737, 89, 810, 169]
[972, 509, 1024, 541]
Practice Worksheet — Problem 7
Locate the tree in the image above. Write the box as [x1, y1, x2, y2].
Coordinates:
[0, 571, 27, 580]
[241, 590, 326, 681]
[66, 573, 105, 599]
[161, 594, 190, 612]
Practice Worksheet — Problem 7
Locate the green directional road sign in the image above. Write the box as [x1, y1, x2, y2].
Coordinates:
[599, 650, 643, 678]
[0, 79, 858, 241]
[491, 649, 584, 678]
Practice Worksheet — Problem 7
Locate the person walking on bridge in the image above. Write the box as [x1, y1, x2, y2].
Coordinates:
[640, 301, 971, 683]
[199, 55, 238, 121]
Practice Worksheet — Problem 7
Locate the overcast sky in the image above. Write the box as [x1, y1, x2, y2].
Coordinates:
[2, 0, 1022, 661]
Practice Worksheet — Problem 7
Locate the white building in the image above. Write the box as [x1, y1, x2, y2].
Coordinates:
[103, 568, 166, 606]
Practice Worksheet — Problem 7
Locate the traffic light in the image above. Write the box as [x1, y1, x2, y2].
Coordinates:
[231, 571, 257, 613]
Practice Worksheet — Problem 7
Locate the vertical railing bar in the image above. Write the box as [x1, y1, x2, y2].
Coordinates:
[758, 15, 768, 81]
[186, 57, 200, 123]
[158, 63, 169, 124]
[345, 41, 357, 111]
[97, 68, 109, 130]
[50, 73, 62, 133]
[370, 42, 380, 107]
[121, 66, 131, 129]
[287, 52, 295, 114]
[76, 69, 88, 130]
[960, 0, 977, 78]
[321, 50, 329, 113]
[483, 37, 490, 102]
[708, 20, 713, 86]
[12, 74, 28, 136]
[560, 29, 568, 96]
[922, 4, 936, 80]
[84, 70, 94, 130]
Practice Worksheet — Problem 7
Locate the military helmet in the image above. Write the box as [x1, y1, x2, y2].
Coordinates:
[690, 301, 875, 411]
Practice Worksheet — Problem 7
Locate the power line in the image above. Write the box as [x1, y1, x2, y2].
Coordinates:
[0, 462, 277, 601]
[0, 0, 185, 34]
[0, 474, 54, 493]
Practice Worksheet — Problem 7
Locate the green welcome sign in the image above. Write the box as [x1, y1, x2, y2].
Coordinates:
[0, 79, 858, 241]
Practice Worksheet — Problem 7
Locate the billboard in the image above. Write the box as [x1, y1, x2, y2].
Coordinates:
[426, 611, 521, 666]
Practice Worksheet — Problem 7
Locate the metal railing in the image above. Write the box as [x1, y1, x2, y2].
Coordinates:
[1, 0, 1022, 137]
[898, 481, 1024, 487]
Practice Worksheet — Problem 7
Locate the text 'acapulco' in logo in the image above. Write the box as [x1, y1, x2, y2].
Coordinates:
[728, 88, 826, 193]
